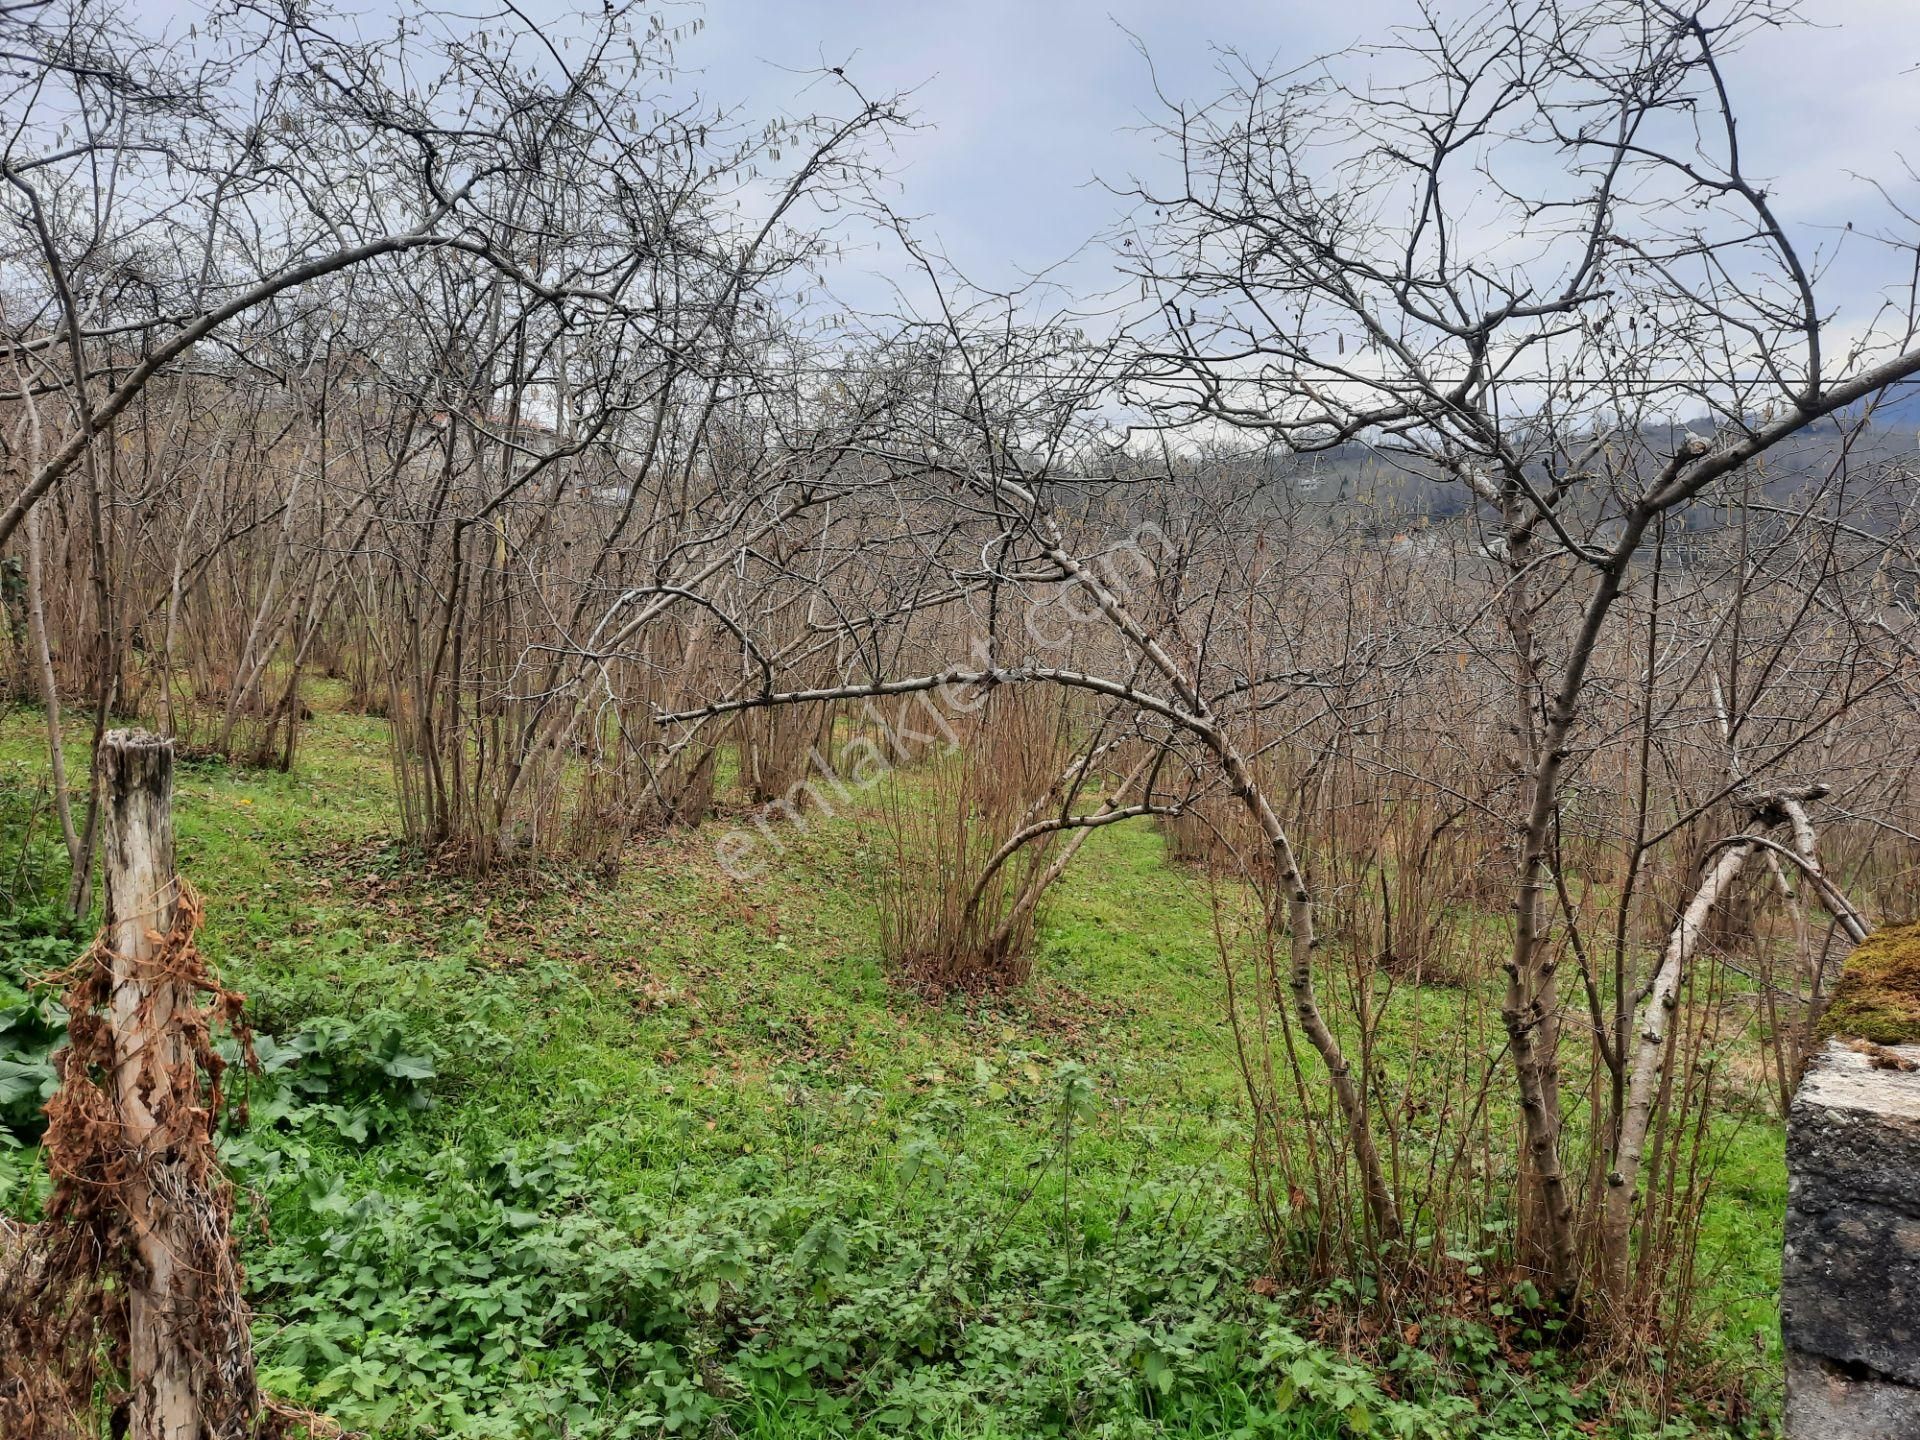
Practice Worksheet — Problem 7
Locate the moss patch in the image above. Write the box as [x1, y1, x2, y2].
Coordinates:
[1819, 923, 1920, 1045]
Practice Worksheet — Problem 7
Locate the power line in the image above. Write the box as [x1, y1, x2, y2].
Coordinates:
[649, 365, 1920, 389]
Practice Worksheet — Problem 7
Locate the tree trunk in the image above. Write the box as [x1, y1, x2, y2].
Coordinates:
[1216, 738, 1403, 1242]
[26, 505, 80, 890]
[1600, 834, 1764, 1303]
[1499, 525, 1580, 1298]
[1021, 513, 1403, 1243]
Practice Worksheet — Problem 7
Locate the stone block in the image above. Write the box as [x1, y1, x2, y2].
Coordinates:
[1785, 1041, 1920, 1433]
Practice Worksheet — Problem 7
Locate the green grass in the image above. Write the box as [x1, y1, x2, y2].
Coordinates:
[0, 695, 1787, 1438]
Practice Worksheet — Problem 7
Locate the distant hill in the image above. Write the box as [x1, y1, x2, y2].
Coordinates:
[1252, 399, 1919, 546]
[1853, 380, 1920, 429]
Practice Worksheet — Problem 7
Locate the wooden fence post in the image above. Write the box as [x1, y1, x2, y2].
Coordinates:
[98, 728, 200, 1439]
[0, 729, 262, 1436]
[98, 728, 262, 1440]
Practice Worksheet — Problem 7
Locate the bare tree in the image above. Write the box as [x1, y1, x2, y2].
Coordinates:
[1120, 0, 1920, 1306]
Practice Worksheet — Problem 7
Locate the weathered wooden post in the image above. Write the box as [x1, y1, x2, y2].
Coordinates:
[97, 728, 258, 1440]
[100, 729, 199, 1439]
[2, 730, 263, 1435]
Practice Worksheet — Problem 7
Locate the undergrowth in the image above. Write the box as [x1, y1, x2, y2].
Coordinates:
[0, 697, 1783, 1437]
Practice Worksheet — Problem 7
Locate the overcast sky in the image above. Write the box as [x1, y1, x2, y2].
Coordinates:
[660, 0, 1920, 325]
